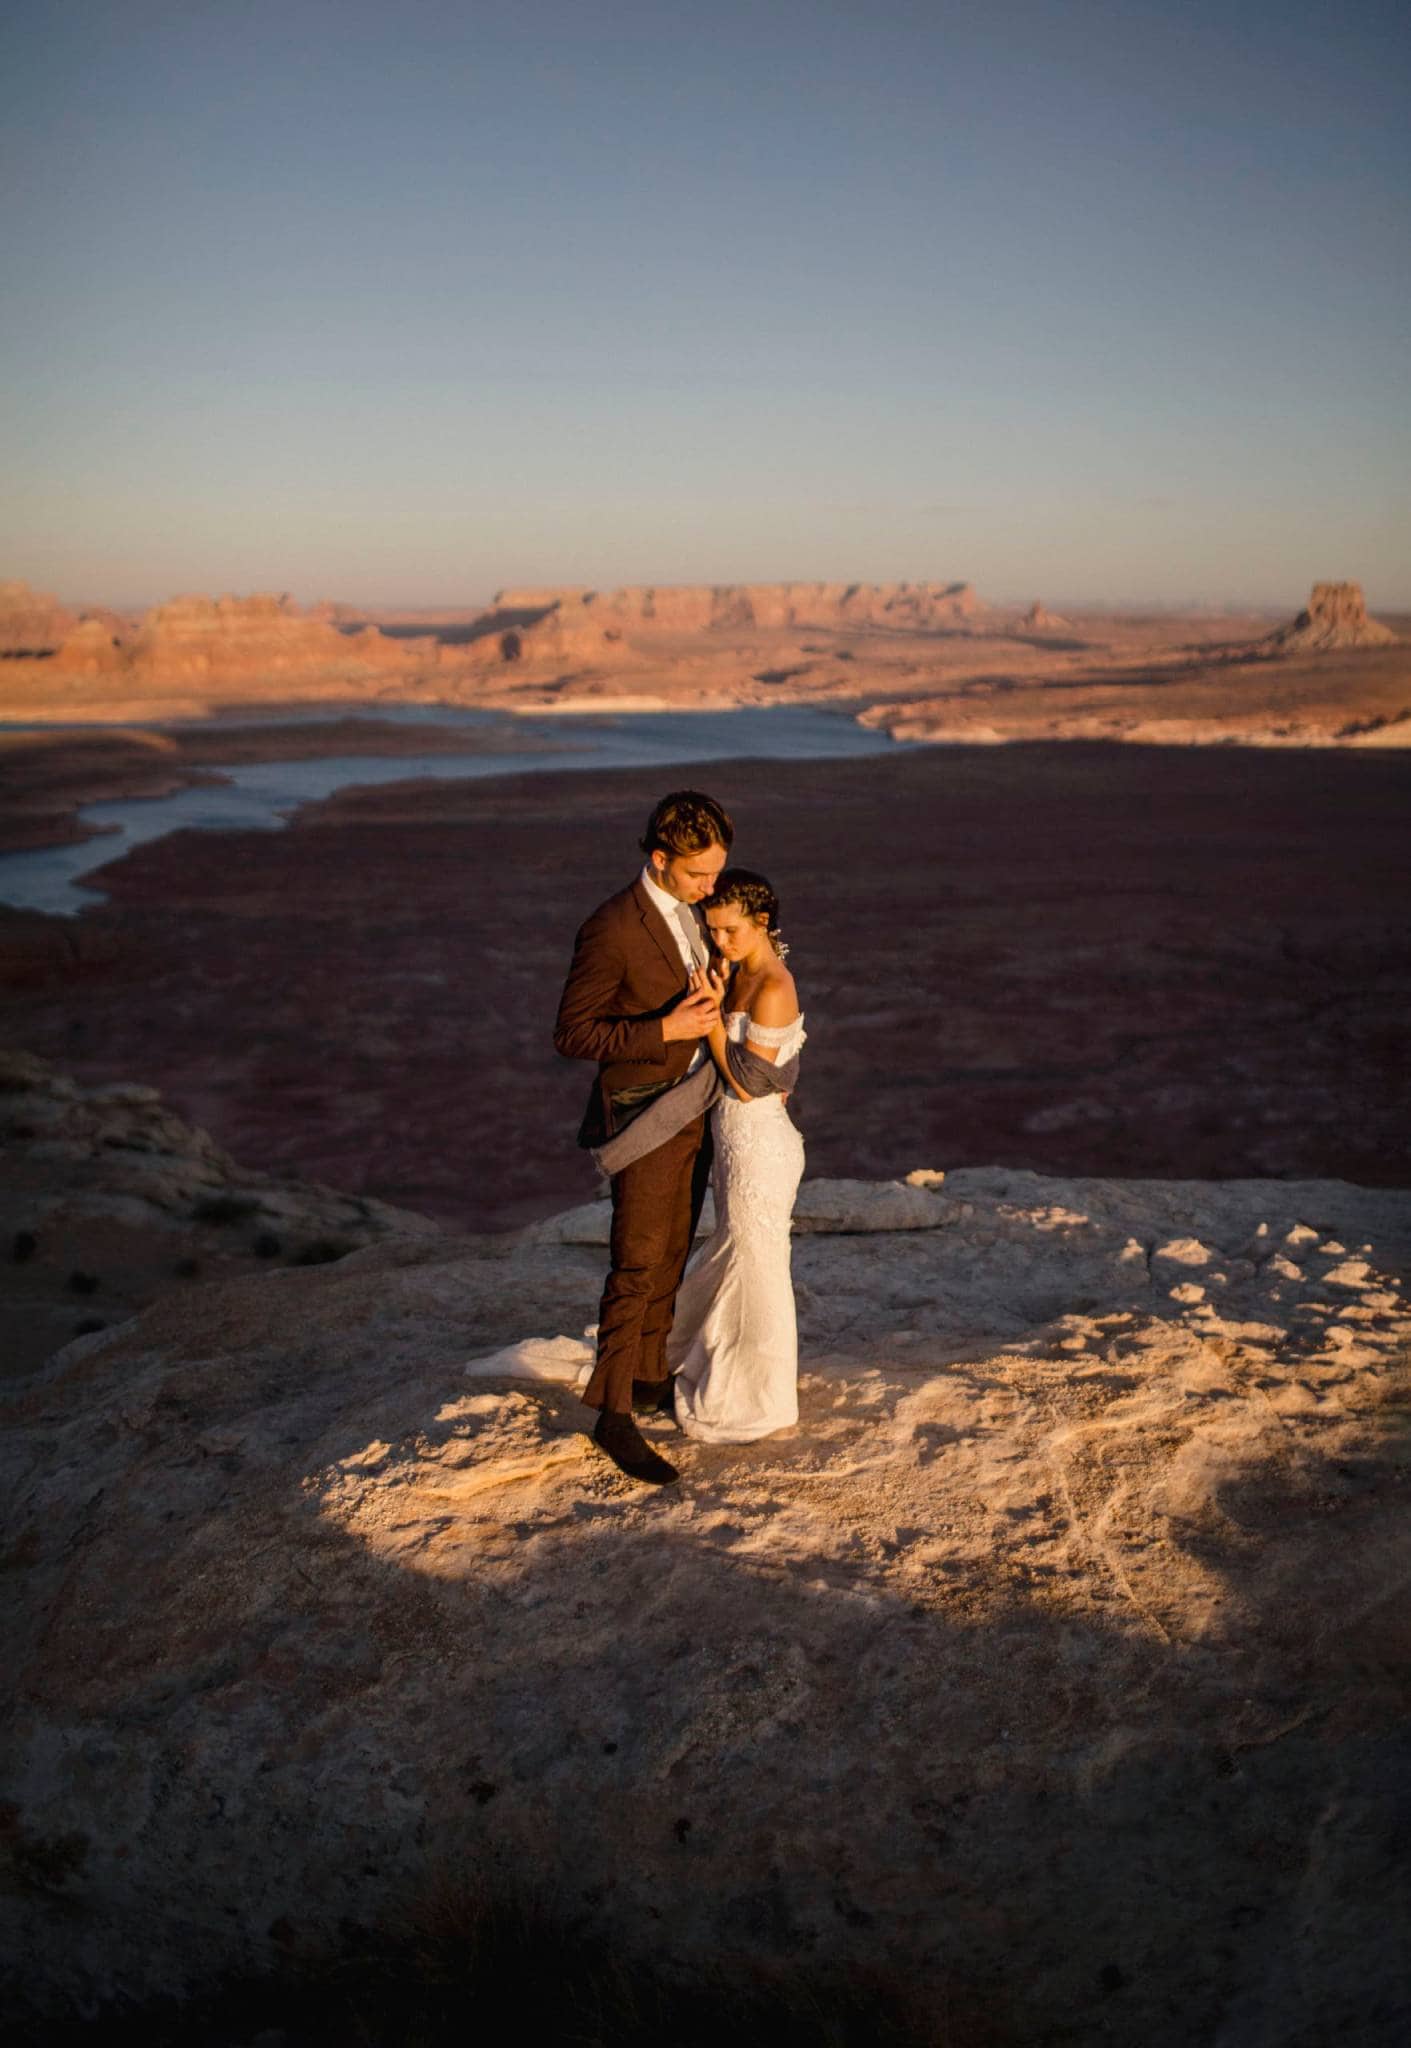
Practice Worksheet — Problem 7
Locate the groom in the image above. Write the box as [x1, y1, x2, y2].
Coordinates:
[554, 789, 733, 1484]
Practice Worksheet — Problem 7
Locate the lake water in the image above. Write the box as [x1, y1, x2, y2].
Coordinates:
[1, 705, 905, 916]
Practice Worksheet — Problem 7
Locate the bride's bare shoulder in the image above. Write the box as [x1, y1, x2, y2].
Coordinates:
[750, 965, 800, 1024]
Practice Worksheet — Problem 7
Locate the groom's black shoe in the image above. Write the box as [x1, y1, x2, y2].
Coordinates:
[593, 1410, 679, 1486]
[631, 1375, 676, 1417]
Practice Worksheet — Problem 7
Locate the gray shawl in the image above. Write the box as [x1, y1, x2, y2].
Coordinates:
[591, 1038, 800, 1178]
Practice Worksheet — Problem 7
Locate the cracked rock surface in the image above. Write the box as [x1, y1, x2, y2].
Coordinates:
[4, 1163, 1410, 2043]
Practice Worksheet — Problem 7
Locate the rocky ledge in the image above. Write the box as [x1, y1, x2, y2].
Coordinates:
[3, 1117, 1409, 2042]
[0, 1049, 438, 1375]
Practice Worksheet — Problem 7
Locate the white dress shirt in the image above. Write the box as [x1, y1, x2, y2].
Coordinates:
[640, 864, 704, 967]
[640, 864, 707, 1071]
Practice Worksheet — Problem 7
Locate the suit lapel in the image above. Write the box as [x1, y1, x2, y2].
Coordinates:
[633, 876, 690, 980]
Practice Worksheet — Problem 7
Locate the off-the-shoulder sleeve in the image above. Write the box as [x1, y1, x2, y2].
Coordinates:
[725, 1039, 801, 1098]
[743, 1014, 804, 1046]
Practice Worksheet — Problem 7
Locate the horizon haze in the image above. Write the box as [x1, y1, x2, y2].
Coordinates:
[3, 0, 1408, 611]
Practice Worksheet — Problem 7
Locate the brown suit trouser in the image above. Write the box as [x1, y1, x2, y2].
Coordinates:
[583, 1113, 714, 1415]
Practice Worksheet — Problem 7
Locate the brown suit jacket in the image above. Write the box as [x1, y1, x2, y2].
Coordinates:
[554, 877, 705, 1149]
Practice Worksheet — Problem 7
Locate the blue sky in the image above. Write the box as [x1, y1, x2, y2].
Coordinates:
[3, 0, 1408, 607]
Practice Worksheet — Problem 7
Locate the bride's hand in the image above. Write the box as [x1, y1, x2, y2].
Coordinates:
[689, 964, 726, 1005]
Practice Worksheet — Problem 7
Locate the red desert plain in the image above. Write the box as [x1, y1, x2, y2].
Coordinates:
[1, 571, 1407, 1267]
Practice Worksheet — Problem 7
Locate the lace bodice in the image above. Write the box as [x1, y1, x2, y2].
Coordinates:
[724, 1009, 807, 1062]
[669, 1012, 805, 1443]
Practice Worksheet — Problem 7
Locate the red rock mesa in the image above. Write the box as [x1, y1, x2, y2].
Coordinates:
[0, 579, 77, 655]
[1263, 581, 1396, 654]
[472, 579, 983, 666]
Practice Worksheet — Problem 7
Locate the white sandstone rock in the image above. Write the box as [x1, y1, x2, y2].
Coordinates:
[4, 1158, 1410, 2043]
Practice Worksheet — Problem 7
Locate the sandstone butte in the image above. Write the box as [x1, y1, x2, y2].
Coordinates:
[1022, 600, 1071, 631]
[1259, 579, 1397, 654]
[856, 580, 1407, 750]
[0, 588, 425, 709]
[0, 579, 76, 654]
[3, 1051, 1409, 2042]
[91, 591, 418, 683]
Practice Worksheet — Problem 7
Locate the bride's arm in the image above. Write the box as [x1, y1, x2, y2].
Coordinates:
[698, 965, 756, 1102]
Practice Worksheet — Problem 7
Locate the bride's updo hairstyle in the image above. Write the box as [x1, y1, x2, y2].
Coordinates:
[713, 868, 789, 959]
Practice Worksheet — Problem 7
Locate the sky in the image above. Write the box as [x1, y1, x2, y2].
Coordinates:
[2, 0, 1408, 609]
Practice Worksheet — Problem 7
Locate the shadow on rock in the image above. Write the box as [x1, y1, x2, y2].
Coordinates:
[3, 1194, 1409, 2047]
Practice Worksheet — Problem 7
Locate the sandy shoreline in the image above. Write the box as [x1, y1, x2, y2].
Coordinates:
[0, 713, 585, 855]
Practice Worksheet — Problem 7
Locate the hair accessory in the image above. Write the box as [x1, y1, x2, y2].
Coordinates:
[769, 926, 791, 961]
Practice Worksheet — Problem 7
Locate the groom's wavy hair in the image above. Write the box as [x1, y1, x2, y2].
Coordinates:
[640, 789, 734, 858]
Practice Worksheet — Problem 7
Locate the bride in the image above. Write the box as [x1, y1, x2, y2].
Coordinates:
[667, 869, 806, 1443]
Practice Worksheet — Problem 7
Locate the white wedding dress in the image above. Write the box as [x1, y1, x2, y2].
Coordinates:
[668, 1010, 806, 1443]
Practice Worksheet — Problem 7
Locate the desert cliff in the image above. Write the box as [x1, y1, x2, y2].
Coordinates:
[0, 579, 135, 661]
[0, 579, 77, 655]
[124, 592, 417, 682]
[0, 592, 434, 721]
[475, 579, 985, 666]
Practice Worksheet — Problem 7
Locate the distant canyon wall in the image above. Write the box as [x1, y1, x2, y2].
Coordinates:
[492, 578, 982, 632]
[0, 580, 129, 660]
[0, 577, 992, 700]
[49, 592, 416, 684]
[473, 578, 984, 667]
[1, 575, 1396, 715]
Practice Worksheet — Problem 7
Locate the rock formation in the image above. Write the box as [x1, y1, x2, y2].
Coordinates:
[5, 578, 992, 690]
[3, 1075, 1408, 2041]
[470, 580, 985, 667]
[0, 591, 436, 713]
[0, 579, 76, 656]
[0, 582, 136, 662]
[49, 616, 126, 674]
[120, 592, 418, 683]
[1022, 600, 1070, 631]
[4, 570, 1404, 733]
[1, 1048, 438, 1375]
[1263, 581, 1396, 654]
